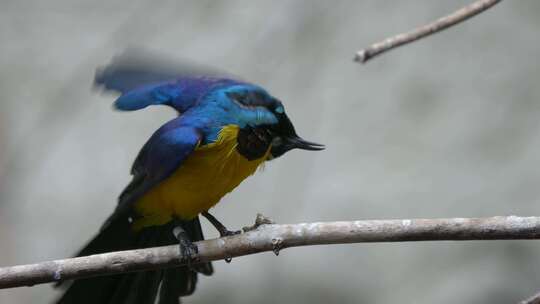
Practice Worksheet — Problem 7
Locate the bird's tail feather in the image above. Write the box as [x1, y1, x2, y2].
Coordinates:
[55, 215, 212, 304]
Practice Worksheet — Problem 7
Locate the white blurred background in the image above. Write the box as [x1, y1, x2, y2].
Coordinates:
[1, 1, 540, 303]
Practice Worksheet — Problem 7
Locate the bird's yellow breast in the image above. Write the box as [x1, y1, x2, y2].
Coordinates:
[133, 124, 268, 230]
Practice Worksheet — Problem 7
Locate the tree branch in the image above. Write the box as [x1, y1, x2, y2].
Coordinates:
[519, 291, 540, 304]
[354, 0, 502, 63]
[1, 215, 539, 289]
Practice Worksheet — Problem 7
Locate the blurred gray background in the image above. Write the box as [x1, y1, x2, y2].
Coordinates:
[1, 0, 540, 303]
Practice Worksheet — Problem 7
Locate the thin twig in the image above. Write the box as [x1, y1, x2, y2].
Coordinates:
[519, 291, 540, 304]
[354, 0, 502, 63]
[1, 215, 539, 289]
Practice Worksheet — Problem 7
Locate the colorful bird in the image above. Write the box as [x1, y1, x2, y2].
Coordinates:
[55, 50, 324, 304]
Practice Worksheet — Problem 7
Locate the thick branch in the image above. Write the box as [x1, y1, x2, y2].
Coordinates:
[1, 215, 539, 289]
[354, 0, 502, 63]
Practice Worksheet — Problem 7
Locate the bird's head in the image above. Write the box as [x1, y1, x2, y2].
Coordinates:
[216, 84, 324, 160]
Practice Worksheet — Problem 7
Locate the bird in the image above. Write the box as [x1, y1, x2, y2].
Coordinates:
[54, 49, 324, 304]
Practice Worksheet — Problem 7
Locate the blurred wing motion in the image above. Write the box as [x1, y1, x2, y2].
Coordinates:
[95, 48, 244, 113]
[95, 47, 238, 93]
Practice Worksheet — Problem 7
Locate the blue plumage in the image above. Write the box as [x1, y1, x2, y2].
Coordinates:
[117, 121, 201, 211]
[58, 49, 323, 304]
[114, 81, 284, 210]
[93, 49, 323, 213]
[95, 48, 245, 113]
[106, 77, 246, 113]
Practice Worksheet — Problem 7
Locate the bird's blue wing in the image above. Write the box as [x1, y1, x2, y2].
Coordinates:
[116, 120, 202, 211]
[106, 77, 243, 113]
[95, 48, 244, 113]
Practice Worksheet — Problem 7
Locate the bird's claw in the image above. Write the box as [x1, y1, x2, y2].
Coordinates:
[173, 226, 198, 269]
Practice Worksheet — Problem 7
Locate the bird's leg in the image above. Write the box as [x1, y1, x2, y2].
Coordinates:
[173, 226, 198, 268]
[201, 211, 241, 237]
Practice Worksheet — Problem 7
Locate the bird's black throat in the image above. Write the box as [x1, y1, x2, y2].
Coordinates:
[236, 126, 273, 161]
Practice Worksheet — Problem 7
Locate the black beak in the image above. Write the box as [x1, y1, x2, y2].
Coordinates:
[268, 110, 324, 159]
[284, 136, 325, 151]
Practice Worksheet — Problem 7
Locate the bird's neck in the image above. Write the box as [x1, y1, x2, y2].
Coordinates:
[201, 124, 272, 161]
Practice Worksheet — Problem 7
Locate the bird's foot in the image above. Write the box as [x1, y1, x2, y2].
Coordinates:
[242, 213, 275, 232]
[201, 211, 241, 263]
[201, 211, 241, 238]
[173, 226, 198, 268]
